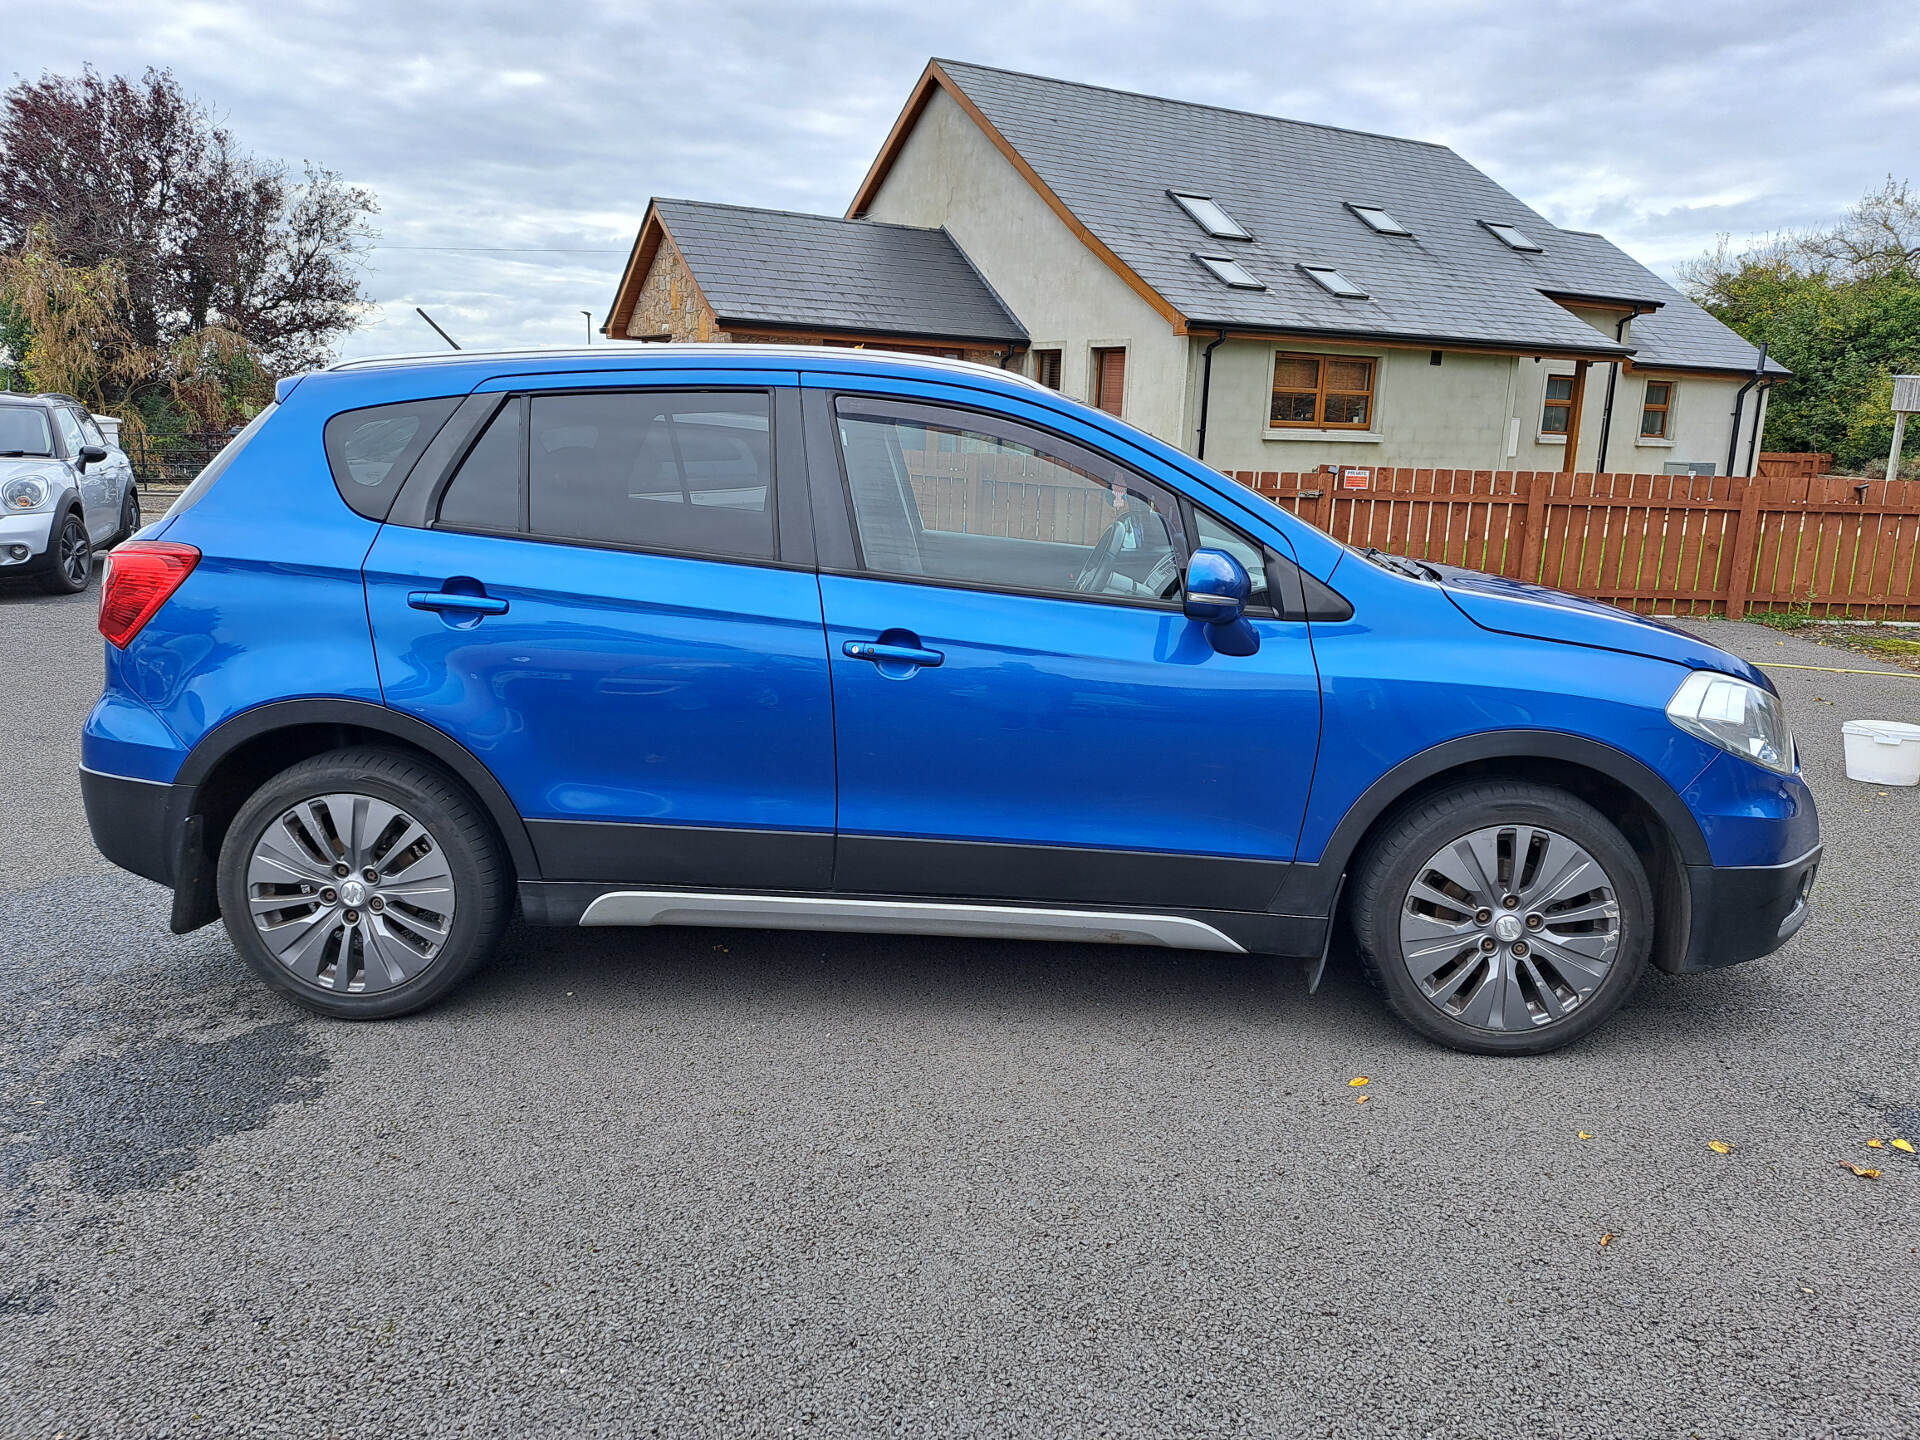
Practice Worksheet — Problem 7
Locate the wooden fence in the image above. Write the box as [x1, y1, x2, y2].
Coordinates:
[1756, 452, 1833, 479]
[1226, 468, 1920, 620]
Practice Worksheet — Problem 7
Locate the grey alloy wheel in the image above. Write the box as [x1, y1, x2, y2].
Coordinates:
[38, 512, 91, 593]
[245, 792, 458, 995]
[1397, 822, 1622, 1032]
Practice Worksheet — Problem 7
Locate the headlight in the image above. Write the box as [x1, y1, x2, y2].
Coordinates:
[3, 475, 51, 510]
[1666, 670, 1794, 774]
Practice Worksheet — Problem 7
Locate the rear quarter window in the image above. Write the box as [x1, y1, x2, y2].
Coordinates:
[324, 396, 462, 521]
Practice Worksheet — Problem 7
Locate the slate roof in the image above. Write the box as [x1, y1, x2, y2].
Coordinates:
[925, 61, 1784, 375]
[652, 199, 1026, 345]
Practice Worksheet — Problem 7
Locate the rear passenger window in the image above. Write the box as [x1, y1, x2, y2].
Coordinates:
[527, 391, 774, 561]
[324, 396, 461, 521]
[437, 399, 523, 534]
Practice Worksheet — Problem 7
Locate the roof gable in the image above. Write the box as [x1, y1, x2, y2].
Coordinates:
[855, 60, 1781, 373]
[606, 198, 1027, 345]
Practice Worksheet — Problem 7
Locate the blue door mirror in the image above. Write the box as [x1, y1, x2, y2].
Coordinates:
[1184, 548, 1259, 656]
[1184, 547, 1250, 623]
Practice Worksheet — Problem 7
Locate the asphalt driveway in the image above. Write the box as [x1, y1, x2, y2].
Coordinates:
[2, 587, 1917, 1438]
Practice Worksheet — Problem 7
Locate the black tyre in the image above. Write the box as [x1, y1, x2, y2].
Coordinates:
[1349, 781, 1653, 1055]
[109, 486, 141, 547]
[36, 511, 91, 594]
[217, 747, 511, 1019]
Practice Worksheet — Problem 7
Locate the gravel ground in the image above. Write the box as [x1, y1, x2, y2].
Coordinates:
[2, 594, 1916, 1439]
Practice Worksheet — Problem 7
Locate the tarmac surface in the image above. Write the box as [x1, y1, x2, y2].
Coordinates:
[2, 581, 1916, 1438]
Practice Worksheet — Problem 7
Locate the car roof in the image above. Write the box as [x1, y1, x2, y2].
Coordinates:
[322, 343, 1051, 393]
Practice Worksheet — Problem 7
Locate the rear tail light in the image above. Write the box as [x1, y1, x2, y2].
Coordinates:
[99, 541, 200, 648]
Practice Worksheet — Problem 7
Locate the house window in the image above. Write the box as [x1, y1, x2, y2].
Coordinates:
[1270, 353, 1375, 429]
[1196, 254, 1265, 289]
[1300, 265, 1368, 299]
[1168, 191, 1252, 240]
[1640, 380, 1673, 438]
[1032, 349, 1062, 390]
[1347, 203, 1412, 237]
[1540, 373, 1576, 435]
[1484, 221, 1544, 253]
[1092, 347, 1126, 416]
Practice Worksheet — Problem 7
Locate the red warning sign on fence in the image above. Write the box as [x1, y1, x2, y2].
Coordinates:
[1341, 467, 1372, 489]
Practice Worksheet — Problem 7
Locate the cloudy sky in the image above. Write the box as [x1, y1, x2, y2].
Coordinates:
[16, 0, 1919, 359]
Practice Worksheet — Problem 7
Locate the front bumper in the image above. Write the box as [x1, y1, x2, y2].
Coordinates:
[1667, 843, 1822, 974]
[0, 509, 56, 571]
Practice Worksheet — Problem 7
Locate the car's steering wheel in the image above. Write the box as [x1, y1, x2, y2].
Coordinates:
[1072, 516, 1130, 595]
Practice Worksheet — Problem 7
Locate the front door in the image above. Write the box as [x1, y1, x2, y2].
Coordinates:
[364, 382, 836, 890]
[812, 390, 1321, 913]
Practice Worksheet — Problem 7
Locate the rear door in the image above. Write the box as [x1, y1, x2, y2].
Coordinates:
[363, 375, 837, 890]
[805, 384, 1321, 913]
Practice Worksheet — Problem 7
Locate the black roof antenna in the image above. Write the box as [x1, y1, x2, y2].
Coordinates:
[415, 307, 462, 350]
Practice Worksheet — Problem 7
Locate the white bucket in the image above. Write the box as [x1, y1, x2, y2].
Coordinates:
[1842, 720, 1920, 786]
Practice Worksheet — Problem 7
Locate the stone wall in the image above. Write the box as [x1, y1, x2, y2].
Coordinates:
[624, 234, 721, 342]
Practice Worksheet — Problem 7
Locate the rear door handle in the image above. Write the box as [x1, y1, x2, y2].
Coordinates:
[409, 590, 509, 616]
[843, 640, 944, 668]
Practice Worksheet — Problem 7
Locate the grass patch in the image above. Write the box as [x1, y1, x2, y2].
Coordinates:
[1751, 605, 1815, 631]
[1859, 635, 1920, 657]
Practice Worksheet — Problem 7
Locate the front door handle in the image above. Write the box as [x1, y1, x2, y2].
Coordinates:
[409, 589, 509, 616]
[844, 640, 944, 668]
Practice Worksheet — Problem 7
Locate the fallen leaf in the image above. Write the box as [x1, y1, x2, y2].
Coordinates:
[1707, 1140, 1734, 1154]
[1348, 1077, 1370, 1088]
[1356, 1094, 1370, 1104]
[1893, 1139, 1916, 1155]
[1577, 1131, 1593, 1140]
[1841, 1164, 1882, 1180]
[1599, 1232, 1615, 1247]
[1868, 1138, 1886, 1148]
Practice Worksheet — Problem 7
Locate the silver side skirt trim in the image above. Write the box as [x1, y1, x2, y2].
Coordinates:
[577, 891, 1246, 953]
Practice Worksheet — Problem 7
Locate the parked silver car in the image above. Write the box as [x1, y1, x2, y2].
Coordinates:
[0, 392, 140, 593]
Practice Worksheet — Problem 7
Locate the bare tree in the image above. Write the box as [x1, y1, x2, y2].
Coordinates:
[0, 66, 376, 399]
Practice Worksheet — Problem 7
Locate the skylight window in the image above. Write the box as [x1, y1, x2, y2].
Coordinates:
[1300, 265, 1368, 299]
[1348, 204, 1412, 237]
[1483, 221, 1544, 253]
[1196, 254, 1265, 290]
[1169, 191, 1252, 241]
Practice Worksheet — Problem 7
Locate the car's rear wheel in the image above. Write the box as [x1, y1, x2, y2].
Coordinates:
[110, 486, 141, 547]
[217, 747, 510, 1019]
[1349, 781, 1653, 1055]
[36, 511, 91, 594]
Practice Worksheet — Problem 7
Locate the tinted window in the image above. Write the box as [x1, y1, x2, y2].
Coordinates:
[835, 398, 1186, 603]
[79, 414, 108, 448]
[437, 399, 523, 534]
[526, 391, 774, 561]
[324, 396, 461, 521]
[0, 407, 54, 457]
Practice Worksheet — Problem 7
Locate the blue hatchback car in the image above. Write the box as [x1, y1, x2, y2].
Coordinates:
[81, 347, 1819, 1053]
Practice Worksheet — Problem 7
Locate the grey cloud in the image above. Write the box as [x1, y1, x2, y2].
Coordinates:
[15, 0, 1917, 358]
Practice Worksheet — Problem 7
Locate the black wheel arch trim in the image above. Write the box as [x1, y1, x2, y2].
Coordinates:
[174, 698, 540, 879]
[1279, 728, 1710, 914]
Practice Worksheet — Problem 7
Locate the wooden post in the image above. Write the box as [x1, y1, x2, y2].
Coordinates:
[1517, 470, 1548, 583]
[1722, 477, 1766, 620]
[1315, 467, 1337, 535]
[1562, 359, 1591, 473]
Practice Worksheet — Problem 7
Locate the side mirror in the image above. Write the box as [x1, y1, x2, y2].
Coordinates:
[1184, 548, 1259, 656]
[78, 445, 109, 468]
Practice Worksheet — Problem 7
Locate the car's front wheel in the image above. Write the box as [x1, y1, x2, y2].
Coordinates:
[217, 747, 511, 1019]
[1349, 781, 1653, 1055]
[36, 511, 92, 594]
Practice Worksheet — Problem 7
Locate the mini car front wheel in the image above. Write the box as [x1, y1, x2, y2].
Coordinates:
[217, 747, 510, 1019]
[36, 512, 92, 594]
[1350, 781, 1653, 1055]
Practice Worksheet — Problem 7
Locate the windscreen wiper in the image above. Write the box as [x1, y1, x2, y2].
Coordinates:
[1363, 546, 1428, 580]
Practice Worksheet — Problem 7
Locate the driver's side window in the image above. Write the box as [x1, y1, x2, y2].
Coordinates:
[833, 396, 1187, 604]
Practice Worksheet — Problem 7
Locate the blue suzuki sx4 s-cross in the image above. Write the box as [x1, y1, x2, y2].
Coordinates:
[80, 347, 1819, 1054]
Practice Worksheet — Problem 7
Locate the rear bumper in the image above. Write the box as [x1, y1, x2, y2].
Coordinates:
[80, 765, 220, 932]
[1667, 843, 1822, 974]
[80, 765, 178, 887]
